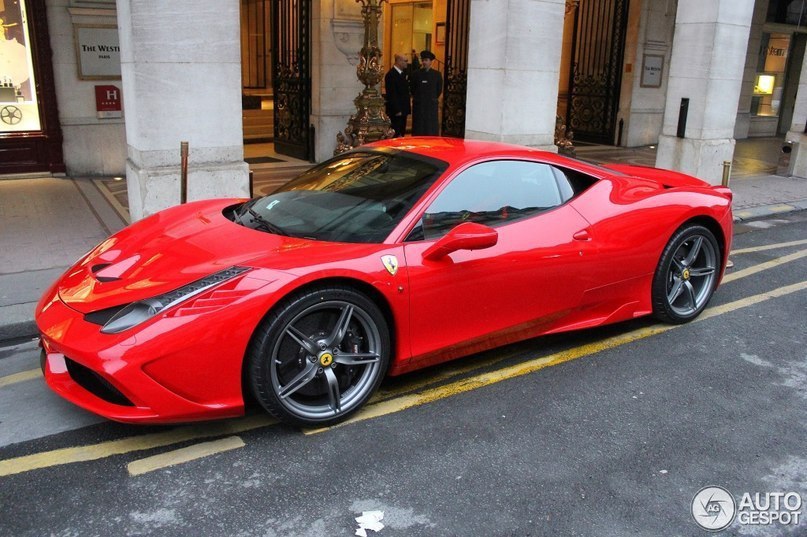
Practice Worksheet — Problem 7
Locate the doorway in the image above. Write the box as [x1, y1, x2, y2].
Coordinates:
[565, 0, 631, 145]
[240, 0, 312, 162]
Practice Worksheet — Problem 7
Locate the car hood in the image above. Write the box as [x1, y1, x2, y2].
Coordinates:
[56, 199, 375, 313]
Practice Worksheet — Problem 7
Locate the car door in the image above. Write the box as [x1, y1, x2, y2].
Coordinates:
[402, 159, 597, 368]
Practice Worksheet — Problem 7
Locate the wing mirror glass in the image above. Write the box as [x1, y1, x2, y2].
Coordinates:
[422, 222, 498, 261]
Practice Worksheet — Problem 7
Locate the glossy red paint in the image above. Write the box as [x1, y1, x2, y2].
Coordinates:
[36, 138, 733, 423]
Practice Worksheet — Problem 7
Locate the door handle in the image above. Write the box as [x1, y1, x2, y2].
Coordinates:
[573, 229, 591, 241]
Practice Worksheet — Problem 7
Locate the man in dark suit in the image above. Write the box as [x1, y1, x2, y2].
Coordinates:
[410, 50, 442, 136]
[384, 53, 411, 137]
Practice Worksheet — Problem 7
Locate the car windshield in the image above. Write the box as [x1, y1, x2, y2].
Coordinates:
[233, 151, 445, 243]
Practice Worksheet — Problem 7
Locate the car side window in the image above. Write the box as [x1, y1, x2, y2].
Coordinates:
[412, 160, 575, 241]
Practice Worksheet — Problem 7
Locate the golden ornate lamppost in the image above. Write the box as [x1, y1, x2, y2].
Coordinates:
[334, 0, 395, 155]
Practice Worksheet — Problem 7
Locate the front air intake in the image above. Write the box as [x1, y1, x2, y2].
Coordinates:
[64, 357, 134, 406]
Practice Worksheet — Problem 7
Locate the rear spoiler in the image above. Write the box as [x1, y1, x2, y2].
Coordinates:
[712, 185, 733, 202]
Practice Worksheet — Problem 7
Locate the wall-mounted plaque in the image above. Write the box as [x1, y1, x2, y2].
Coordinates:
[334, 0, 362, 20]
[640, 53, 664, 88]
[74, 25, 121, 80]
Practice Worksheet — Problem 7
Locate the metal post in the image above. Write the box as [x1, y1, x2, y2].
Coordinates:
[180, 141, 189, 204]
[721, 160, 731, 187]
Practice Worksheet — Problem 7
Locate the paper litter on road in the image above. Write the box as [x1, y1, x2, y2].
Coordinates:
[355, 510, 384, 537]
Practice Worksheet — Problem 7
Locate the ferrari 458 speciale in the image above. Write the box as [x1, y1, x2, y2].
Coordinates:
[36, 138, 733, 426]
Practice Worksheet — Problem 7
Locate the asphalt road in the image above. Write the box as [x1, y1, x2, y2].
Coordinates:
[1, 213, 805, 537]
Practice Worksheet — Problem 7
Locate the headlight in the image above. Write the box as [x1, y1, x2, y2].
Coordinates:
[101, 266, 250, 334]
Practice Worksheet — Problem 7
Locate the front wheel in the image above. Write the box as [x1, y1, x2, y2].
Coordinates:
[652, 224, 720, 324]
[248, 286, 390, 427]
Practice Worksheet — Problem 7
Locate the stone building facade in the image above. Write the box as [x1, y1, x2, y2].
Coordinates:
[3, 0, 807, 220]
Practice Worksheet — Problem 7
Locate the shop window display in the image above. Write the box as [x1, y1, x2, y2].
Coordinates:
[0, 0, 41, 132]
[751, 33, 790, 118]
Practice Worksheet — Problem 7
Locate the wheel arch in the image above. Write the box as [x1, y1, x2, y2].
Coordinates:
[678, 215, 727, 269]
[240, 276, 397, 408]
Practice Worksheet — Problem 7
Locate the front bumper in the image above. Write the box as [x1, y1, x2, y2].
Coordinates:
[36, 283, 271, 424]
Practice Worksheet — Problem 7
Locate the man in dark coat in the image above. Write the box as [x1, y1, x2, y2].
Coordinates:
[410, 50, 443, 136]
[384, 53, 411, 137]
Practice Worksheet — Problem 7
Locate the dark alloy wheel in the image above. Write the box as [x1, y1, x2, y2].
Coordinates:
[652, 224, 721, 324]
[248, 286, 390, 427]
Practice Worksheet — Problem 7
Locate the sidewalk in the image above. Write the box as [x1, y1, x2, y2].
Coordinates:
[2, 139, 806, 343]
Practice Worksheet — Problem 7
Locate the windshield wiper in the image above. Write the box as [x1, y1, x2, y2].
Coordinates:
[246, 208, 288, 236]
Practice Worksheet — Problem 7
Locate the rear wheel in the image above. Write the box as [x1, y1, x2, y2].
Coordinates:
[652, 224, 720, 324]
[248, 286, 390, 427]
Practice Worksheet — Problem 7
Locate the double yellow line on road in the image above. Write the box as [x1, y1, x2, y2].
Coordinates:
[305, 279, 807, 435]
[1, 242, 805, 477]
[0, 368, 40, 389]
[0, 415, 276, 477]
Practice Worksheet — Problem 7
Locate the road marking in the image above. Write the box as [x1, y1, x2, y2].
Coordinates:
[0, 414, 276, 478]
[732, 238, 807, 255]
[127, 436, 245, 476]
[0, 368, 40, 389]
[304, 279, 807, 435]
[697, 280, 807, 320]
[371, 348, 522, 404]
[723, 249, 807, 284]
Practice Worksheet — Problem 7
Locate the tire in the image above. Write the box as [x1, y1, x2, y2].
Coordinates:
[247, 286, 390, 427]
[651, 224, 720, 324]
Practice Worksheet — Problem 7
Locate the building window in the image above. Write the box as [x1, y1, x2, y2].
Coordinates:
[768, 0, 807, 26]
[751, 33, 790, 118]
[387, 1, 433, 68]
[0, 0, 41, 132]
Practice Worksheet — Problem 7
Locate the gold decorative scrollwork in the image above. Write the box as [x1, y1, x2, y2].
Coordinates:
[335, 0, 395, 154]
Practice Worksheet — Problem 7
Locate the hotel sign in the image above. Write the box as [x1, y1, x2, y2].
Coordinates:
[75, 25, 121, 80]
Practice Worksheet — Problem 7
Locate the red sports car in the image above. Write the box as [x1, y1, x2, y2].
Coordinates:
[36, 138, 733, 426]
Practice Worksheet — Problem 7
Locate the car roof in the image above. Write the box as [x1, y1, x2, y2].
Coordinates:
[364, 136, 564, 166]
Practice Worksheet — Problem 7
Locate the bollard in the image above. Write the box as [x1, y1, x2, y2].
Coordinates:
[721, 160, 731, 187]
[722, 160, 734, 270]
[180, 141, 189, 204]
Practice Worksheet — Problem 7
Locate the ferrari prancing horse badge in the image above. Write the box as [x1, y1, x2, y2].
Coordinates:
[381, 255, 399, 276]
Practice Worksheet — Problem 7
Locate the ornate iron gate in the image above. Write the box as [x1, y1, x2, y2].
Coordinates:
[567, 0, 630, 144]
[441, 0, 470, 138]
[272, 0, 311, 160]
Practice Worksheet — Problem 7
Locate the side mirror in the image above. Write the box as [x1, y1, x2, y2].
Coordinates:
[422, 222, 498, 261]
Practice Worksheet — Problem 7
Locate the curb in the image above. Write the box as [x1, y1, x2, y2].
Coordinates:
[733, 200, 807, 222]
[0, 303, 38, 344]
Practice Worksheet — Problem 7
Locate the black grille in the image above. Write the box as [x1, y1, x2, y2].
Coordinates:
[64, 357, 134, 406]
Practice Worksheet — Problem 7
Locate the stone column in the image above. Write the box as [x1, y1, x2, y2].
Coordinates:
[655, 0, 755, 184]
[116, 0, 249, 220]
[785, 46, 807, 178]
[464, 0, 565, 150]
[311, 1, 366, 162]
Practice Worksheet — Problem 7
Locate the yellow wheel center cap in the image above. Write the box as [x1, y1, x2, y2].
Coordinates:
[319, 352, 334, 367]
[682, 268, 691, 280]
